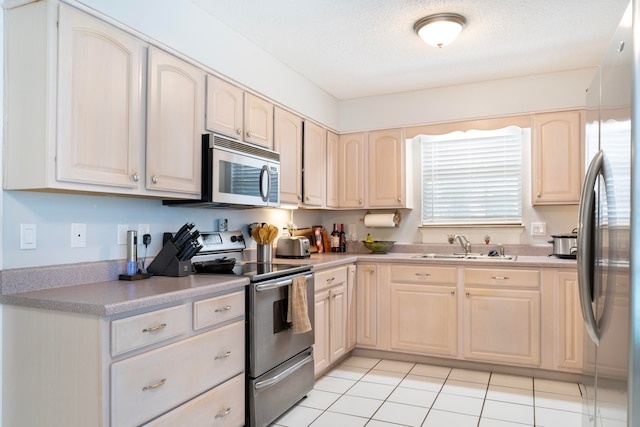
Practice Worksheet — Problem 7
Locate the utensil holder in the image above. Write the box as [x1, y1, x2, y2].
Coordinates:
[148, 241, 192, 277]
[257, 244, 273, 263]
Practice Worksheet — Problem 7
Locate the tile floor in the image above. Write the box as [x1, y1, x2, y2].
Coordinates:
[270, 356, 587, 427]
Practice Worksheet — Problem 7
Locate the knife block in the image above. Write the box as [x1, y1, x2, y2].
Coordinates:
[148, 241, 192, 277]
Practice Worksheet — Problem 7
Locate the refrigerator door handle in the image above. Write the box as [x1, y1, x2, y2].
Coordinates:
[578, 150, 603, 345]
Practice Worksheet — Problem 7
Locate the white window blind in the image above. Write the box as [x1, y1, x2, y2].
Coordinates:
[421, 126, 524, 225]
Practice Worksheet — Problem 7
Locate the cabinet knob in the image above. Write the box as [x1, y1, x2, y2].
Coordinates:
[306, 196, 310, 201]
[132, 173, 139, 182]
[151, 175, 158, 184]
[537, 192, 541, 198]
[359, 199, 363, 204]
[466, 291, 470, 297]
[236, 128, 242, 135]
[298, 195, 302, 200]
[397, 197, 401, 202]
[246, 130, 252, 138]
[451, 290, 456, 296]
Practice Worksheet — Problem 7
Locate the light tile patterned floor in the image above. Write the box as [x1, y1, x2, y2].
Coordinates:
[270, 356, 587, 427]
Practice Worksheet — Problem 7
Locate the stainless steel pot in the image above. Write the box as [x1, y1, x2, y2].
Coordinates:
[549, 228, 577, 259]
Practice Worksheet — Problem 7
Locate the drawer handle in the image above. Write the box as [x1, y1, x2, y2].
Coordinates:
[142, 378, 166, 391]
[491, 276, 509, 280]
[142, 323, 167, 333]
[215, 305, 232, 312]
[215, 351, 232, 360]
[215, 407, 232, 419]
[415, 273, 431, 277]
[327, 277, 335, 283]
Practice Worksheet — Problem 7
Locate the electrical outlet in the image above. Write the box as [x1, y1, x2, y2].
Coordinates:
[118, 224, 129, 245]
[20, 224, 37, 250]
[138, 224, 150, 240]
[531, 222, 547, 236]
[71, 223, 87, 248]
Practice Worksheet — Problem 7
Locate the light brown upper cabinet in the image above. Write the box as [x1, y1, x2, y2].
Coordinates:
[338, 133, 367, 208]
[302, 121, 327, 207]
[146, 46, 204, 196]
[368, 129, 411, 208]
[206, 75, 274, 149]
[274, 107, 303, 205]
[531, 110, 584, 205]
[6, 3, 203, 199]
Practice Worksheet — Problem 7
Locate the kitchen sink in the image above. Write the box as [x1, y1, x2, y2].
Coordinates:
[413, 253, 518, 261]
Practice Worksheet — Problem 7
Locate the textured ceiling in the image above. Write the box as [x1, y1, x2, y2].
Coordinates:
[189, 0, 629, 100]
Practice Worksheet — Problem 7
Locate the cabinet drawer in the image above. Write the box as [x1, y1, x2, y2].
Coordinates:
[464, 268, 539, 288]
[390, 265, 457, 284]
[145, 373, 245, 427]
[111, 304, 189, 356]
[194, 290, 245, 331]
[111, 320, 244, 427]
[315, 266, 348, 292]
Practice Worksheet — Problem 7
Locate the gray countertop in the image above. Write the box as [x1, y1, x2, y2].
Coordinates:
[0, 274, 249, 317]
[0, 251, 575, 317]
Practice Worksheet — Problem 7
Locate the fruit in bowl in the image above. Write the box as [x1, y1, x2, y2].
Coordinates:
[362, 240, 395, 254]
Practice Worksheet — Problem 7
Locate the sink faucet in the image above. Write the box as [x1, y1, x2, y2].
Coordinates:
[454, 235, 471, 254]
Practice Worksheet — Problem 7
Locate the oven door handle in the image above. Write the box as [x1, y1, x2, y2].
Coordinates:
[253, 354, 314, 390]
[254, 273, 313, 292]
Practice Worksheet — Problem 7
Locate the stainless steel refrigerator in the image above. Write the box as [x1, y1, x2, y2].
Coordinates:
[578, 2, 635, 426]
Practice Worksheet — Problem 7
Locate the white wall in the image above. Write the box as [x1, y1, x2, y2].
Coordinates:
[338, 68, 595, 132]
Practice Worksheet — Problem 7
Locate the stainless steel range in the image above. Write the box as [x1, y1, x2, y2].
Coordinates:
[190, 230, 315, 427]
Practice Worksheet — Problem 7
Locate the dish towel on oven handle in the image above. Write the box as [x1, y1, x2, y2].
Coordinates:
[287, 275, 312, 334]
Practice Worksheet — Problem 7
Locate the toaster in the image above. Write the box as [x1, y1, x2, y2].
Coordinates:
[275, 236, 311, 258]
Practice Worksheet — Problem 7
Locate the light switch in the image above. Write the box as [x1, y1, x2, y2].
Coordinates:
[20, 224, 36, 250]
[531, 222, 547, 236]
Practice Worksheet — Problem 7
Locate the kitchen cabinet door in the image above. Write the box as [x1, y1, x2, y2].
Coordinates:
[356, 264, 378, 347]
[339, 133, 366, 208]
[368, 129, 408, 208]
[531, 110, 583, 205]
[244, 93, 274, 149]
[326, 131, 341, 208]
[347, 265, 357, 351]
[314, 266, 349, 376]
[553, 271, 583, 371]
[57, 4, 144, 189]
[146, 46, 204, 197]
[463, 288, 540, 366]
[303, 121, 327, 207]
[313, 289, 330, 375]
[205, 74, 244, 139]
[389, 276, 457, 356]
[274, 107, 303, 205]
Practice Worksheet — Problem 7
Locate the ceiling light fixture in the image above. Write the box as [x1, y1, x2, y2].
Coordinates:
[413, 13, 466, 48]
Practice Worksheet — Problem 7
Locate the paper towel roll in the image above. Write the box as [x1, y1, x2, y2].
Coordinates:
[364, 213, 400, 228]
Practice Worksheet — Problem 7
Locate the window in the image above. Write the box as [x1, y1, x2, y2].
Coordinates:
[421, 126, 525, 225]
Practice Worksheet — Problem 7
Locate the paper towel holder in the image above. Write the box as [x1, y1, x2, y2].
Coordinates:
[361, 210, 401, 228]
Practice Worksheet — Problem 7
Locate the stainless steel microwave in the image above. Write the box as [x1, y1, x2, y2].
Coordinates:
[164, 133, 280, 208]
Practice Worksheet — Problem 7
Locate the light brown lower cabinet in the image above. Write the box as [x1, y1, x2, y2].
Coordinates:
[2, 289, 246, 427]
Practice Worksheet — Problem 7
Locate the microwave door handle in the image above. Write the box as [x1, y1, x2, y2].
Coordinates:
[259, 165, 270, 202]
[578, 150, 602, 345]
